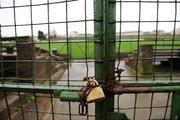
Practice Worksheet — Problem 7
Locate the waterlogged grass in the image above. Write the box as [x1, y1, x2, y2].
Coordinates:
[37, 40, 180, 59]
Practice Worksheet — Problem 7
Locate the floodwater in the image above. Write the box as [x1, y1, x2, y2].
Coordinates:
[54, 60, 179, 120]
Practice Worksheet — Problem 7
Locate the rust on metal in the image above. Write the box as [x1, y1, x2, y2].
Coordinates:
[103, 83, 180, 94]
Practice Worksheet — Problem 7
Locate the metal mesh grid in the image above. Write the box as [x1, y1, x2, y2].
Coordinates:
[0, 0, 95, 120]
[0, 0, 180, 120]
[115, 0, 180, 120]
[116, 0, 180, 81]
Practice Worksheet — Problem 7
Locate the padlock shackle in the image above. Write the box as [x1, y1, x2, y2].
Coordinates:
[79, 103, 88, 115]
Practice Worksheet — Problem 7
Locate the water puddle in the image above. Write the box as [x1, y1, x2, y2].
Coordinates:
[55, 60, 179, 120]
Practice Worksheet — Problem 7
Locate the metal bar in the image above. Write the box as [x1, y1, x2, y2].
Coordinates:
[170, 1, 179, 119]
[94, 0, 115, 119]
[2, 19, 180, 28]
[119, 80, 180, 87]
[171, 92, 180, 120]
[1, 80, 180, 88]
[84, 0, 90, 119]
[170, 0, 178, 81]
[1, 83, 180, 95]
[2, 0, 180, 10]
[105, 85, 180, 94]
[94, 0, 104, 119]
[104, 0, 116, 118]
[0, 0, 79, 9]
[104, 0, 116, 116]
[133, 1, 142, 119]
[4, 91, 12, 120]
[115, 0, 180, 3]
[149, 0, 160, 118]
[29, 0, 40, 118]
[163, 92, 170, 119]
[0, 19, 95, 28]
[0, 83, 81, 93]
[12, 1, 26, 119]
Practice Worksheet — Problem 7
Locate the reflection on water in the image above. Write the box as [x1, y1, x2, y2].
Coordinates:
[58, 60, 135, 85]
[56, 60, 179, 120]
[58, 61, 94, 85]
[59, 60, 180, 84]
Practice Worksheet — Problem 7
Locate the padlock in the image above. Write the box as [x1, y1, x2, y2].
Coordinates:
[85, 78, 105, 103]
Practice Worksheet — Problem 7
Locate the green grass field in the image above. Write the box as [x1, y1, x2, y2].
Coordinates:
[37, 39, 180, 60]
[116, 40, 180, 52]
[38, 42, 94, 59]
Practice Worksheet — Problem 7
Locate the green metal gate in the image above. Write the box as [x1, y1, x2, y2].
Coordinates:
[0, 0, 180, 120]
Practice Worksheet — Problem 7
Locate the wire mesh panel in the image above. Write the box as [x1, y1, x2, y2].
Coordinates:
[0, 0, 95, 120]
[115, 0, 180, 120]
[0, 0, 180, 120]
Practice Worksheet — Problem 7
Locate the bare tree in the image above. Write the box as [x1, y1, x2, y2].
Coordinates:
[50, 28, 57, 38]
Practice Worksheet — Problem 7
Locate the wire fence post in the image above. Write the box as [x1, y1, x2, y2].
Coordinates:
[171, 92, 180, 120]
[94, 0, 116, 119]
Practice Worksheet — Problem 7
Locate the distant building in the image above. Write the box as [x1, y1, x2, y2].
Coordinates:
[77, 33, 93, 38]
[151, 30, 166, 35]
[170, 28, 180, 35]
[69, 31, 78, 38]
[143, 31, 152, 35]
[119, 31, 143, 36]
[175, 28, 180, 35]
[69, 31, 93, 39]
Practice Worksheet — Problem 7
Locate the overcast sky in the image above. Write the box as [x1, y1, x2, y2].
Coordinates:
[0, 0, 180, 37]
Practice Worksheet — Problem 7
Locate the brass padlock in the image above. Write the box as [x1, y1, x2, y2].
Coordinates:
[85, 78, 105, 103]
